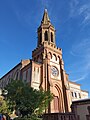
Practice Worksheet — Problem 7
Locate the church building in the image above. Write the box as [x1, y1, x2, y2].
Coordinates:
[0, 9, 88, 113]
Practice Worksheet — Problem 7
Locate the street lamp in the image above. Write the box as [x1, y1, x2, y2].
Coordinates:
[0, 89, 2, 95]
[0, 89, 8, 96]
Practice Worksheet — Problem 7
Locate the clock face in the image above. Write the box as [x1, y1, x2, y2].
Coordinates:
[51, 66, 59, 77]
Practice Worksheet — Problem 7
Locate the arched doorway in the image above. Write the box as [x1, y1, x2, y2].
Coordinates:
[51, 84, 64, 113]
[54, 95, 59, 112]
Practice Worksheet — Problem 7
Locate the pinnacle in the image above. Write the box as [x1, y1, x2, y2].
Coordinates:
[41, 9, 50, 24]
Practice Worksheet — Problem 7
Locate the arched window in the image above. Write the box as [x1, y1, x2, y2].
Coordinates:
[34, 67, 35, 71]
[51, 32, 53, 42]
[75, 92, 77, 98]
[48, 52, 52, 59]
[71, 92, 74, 97]
[53, 54, 57, 61]
[39, 33, 42, 43]
[44, 31, 48, 41]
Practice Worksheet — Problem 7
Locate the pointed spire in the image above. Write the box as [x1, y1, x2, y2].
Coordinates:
[41, 9, 50, 24]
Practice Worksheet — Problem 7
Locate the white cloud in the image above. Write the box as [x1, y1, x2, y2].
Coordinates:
[72, 73, 88, 82]
[69, 0, 90, 25]
[70, 38, 90, 82]
[79, 4, 90, 24]
[71, 39, 90, 56]
[79, 5, 88, 14]
[69, 0, 79, 17]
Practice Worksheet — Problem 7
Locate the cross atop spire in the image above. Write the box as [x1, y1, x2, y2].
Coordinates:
[41, 9, 50, 24]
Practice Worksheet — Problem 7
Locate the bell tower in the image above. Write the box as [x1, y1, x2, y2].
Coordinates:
[32, 9, 72, 113]
[37, 9, 56, 47]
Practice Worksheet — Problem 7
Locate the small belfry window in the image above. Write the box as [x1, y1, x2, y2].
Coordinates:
[39, 33, 42, 43]
[51, 32, 53, 42]
[44, 31, 48, 41]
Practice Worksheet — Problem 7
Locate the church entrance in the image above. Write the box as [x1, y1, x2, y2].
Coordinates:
[51, 84, 64, 113]
[54, 96, 59, 112]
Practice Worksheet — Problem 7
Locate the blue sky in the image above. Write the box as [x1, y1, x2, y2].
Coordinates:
[0, 0, 90, 94]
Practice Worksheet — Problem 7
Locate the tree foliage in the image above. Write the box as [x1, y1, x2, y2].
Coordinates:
[5, 80, 53, 119]
[0, 96, 8, 114]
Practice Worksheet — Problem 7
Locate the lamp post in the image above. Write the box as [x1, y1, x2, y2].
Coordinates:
[3, 89, 8, 96]
[0, 89, 2, 96]
[0, 89, 8, 96]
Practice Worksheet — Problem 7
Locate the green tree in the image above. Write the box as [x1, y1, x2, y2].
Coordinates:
[0, 96, 8, 114]
[5, 80, 53, 119]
